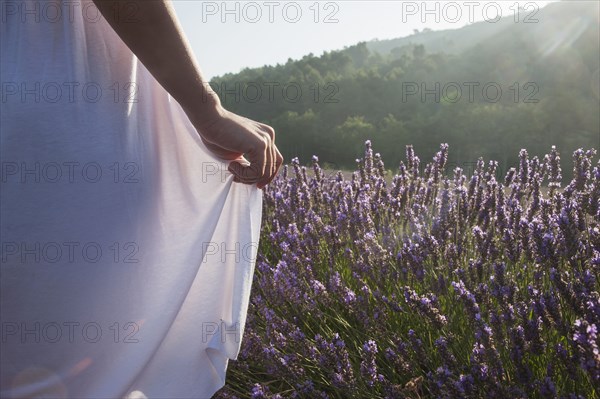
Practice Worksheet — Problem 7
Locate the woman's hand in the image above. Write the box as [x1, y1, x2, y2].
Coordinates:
[92, 0, 283, 189]
[190, 104, 283, 190]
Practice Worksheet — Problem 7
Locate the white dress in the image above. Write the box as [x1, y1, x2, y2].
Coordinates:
[0, 1, 262, 398]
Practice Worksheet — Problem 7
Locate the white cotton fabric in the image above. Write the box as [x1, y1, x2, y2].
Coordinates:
[0, 1, 262, 398]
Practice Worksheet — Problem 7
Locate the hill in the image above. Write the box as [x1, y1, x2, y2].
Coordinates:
[210, 1, 599, 177]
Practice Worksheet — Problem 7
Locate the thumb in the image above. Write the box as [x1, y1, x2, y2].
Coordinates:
[228, 161, 249, 183]
[228, 160, 241, 175]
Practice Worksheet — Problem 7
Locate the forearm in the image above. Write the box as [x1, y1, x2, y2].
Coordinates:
[92, 0, 222, 125]
[91, 0, 282, 187]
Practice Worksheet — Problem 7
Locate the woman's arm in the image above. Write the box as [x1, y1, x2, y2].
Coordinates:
[92, 0, 282, 189]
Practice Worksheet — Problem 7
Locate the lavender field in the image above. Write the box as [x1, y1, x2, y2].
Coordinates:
[216, 143, 599, 399]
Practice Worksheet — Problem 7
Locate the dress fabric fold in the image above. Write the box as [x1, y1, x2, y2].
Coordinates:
[0, 1, 263, 398]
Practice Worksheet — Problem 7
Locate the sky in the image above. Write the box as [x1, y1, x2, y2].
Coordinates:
[172, 1, 558, 80]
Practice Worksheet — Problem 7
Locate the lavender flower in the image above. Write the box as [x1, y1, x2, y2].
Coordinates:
[220, 143, 599, 399]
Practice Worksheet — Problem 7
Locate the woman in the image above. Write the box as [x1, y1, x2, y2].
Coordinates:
[0, 0, 281, 397]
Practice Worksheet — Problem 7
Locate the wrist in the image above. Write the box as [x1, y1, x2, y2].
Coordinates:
[184, 89, 225, 132]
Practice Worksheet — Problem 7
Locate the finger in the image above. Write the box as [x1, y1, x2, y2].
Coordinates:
[257, 142, 275, 189]
[259, 123, 275, 140]
[275, 147, 283, 173]
[269, 141, 277, 178]
[247, 137, 269, 178]
[229, 138, 267, 184]
[259, 146, 283, 189]
[258, 125, 276, 177]
[228, 161, 261, 184]
[236, 143, 269, 182]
